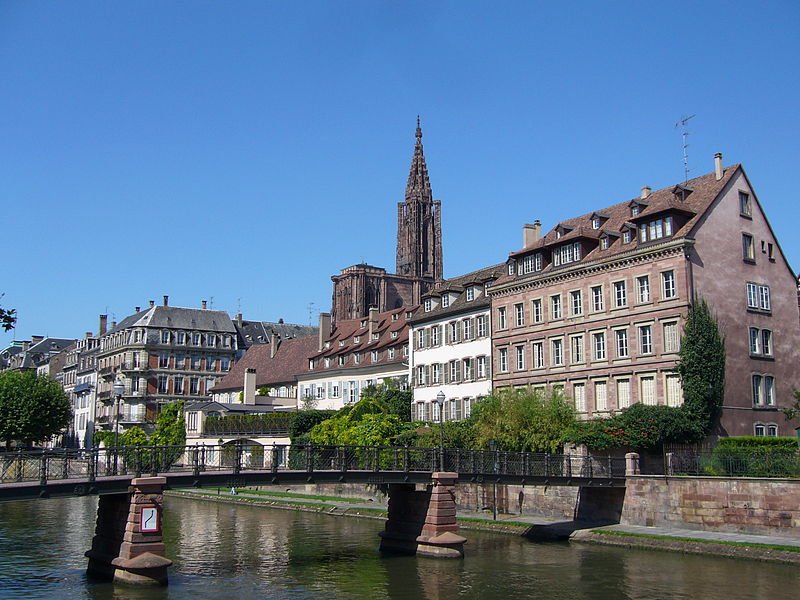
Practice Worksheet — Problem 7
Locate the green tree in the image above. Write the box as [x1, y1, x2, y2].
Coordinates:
[0, 371, 71, 448]
[150, 401, 186, 446]
[471, 388, 577, 453]
[0, 294, 16, 332]
[307, 393, 413, 447]
[677, 298, 726, 433]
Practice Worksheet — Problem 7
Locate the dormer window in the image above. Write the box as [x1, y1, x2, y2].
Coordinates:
[339, 340, 345, 347]
[309, 359, 315, 370]
[371, 332, 379, 340]
[639, 216, 673, 243]
[324, 357, 331, 368]
[552, 242, 582, 267]
[405, 311, 413, 319]
[631, 205, 640, 217]
[441, 295, 450, 308]
[354, 336, 360, 344]
[391, 331, 398, 339]
[507, 260, 516, 275]
[556, 230, 562, 239]
[592, 217, 601, 229]
[521, 253, 543, 275]
[360, 320, 367, 328]
[466, 287, 475, 302]
[622, 230, 632, 244]
[600, 237, 609, 250]
[392, 313, 399, 321]
[424, 298, 432, 312]
[325, 341, 331, 349]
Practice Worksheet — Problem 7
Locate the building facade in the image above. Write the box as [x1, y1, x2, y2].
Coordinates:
[331, 120, 443, 323]
[95, 298, 238, 434]
[297, 306, 415, 411]
[409, 266, 501, 422]
[489, 155, 800, 437]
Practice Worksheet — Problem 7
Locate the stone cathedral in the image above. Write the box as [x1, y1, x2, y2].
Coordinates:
[330, 119, 444, 324]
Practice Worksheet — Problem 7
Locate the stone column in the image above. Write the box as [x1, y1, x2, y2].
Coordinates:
[86, 476, 172, 585]
[625, 453, 640, 476]
[416, 472, 466, 558]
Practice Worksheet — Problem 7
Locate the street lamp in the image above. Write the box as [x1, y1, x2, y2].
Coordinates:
[435, 390, 445, 472]
[112, 378, 125, 448]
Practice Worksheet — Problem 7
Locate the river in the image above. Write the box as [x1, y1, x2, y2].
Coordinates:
[0, 495, 795, 599]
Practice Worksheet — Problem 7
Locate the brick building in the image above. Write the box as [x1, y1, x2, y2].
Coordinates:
[331, 119, 443, 323]
[490, 154, 800, 437]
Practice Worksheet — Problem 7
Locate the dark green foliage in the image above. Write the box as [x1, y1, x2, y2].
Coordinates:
[781, 389, 800, 423]
[568, 404, 704, 451]
[677, 298, 725, 432]
[288, 410, 336, 442]
[362, 380, 412, 422]
[0, 295, 15, 331]
[205, 412, 294, 436]
[0, 371, 71, 447]
[702, 436, 800, 477]
[150, 401, 186, 446]
[405, 418, 478, 449]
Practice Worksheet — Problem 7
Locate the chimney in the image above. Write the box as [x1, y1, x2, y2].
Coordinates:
[641, 186, 651, 199]
[236, 312, 243, 327]
[149, 300, 155, 308]
[201, 300, 207, 310]
[99, 314, 108, 335]
[318, 312, 332, 351]
[714, 152, 723, 180]
[111, 321, 117, 329]
[270, 331, 280, 358]
[368, 307, 379, 339]
[135, 306, 141, 313]
[85, 331, 92, 340]
[163, 295, 169, 307]
[22, 341, 30, 352]
[243, 368, 257, 405]
[523, 220, 542, 247]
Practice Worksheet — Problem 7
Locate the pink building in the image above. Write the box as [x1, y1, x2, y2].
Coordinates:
[490, 154, 800, 437]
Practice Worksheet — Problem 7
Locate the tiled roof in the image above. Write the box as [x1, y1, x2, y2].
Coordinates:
[211, 335, 319, 392]
[503, 165, 740, 275]
[412, 263, 504, 323]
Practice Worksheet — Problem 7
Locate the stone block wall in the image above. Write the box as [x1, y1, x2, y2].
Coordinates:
[622, 476, 800, 537]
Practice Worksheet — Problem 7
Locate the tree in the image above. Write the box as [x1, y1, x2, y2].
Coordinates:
[781, 389, 800, 424]
[0, 294, 16, 332]
[150, 401, 186, 446]
[471, 388, 577, 453]
[677, 298, 726, 434]
[0, 371, 71, 448]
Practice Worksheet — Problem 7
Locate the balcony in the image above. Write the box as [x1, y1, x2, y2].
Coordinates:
[120, 361, 145, 372]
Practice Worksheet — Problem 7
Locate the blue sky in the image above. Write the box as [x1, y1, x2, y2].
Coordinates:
[2, 2, 799, 345]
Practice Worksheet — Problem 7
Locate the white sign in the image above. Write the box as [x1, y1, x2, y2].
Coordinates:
[140, 506, 159, 533]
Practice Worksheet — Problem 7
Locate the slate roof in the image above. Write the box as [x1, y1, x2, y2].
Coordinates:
[211, 335, 319, 392]
[108, 305, 237, 334]
[234, 319, 318, 348]
[184, 401, 280, 415]
[501, 165, 741, 283]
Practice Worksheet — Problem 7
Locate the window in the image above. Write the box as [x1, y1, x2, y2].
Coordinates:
[767, 424, 778, 437]
[447, 322, 459, 344]
[591, 286, 604, 312]
[190, 377, 199, 394]
[570, 335, 584, 364]
[747, 283, 771, 312]
[161, 330, 170, 344]
[466, 287, 475, 302]
[448, 360, 461, 383]
[761, 329, 773, 356]
[622, 230, 632, 244]
[742, 233, 755, 262]
[573, 383, 586, 412]
[515, 303, 525, 327]
[508, 261, 516, 275]
[665, 373, 683, 407]
[207, 335, 216, 348]
[416, 365, 427, 386]
[177, 332, 186, 345]
[754, 423, 765, 436]
[431, 363, 442, 384]
[551, 338, 564, 366]
[476, 316, 487, 338]
[639, 217, 673, 242]
[662, 271, 676, 299]
[441, 294, 450, 308]
[765, 375, 775, 406]
[174, 376, 184, 395]
[617, 379, 631, 409]
[371, 350, 378, 362]
[553, 242, 582, 266]
[600, 237, 609, 250]
[388, 348, 396, 359]
[221, 357, 230, 371]
[497, 307, 507, 330]
[192, 333, 201, 346]
[354, 352, 362, 365]
[551, 295, 562, 320]
[522, 253, 543, 274]
[759, 285, 771, 311]
[768, 243, 775, 261]
[338, 355, 346, 366]
[499, 348, 508, 373]
[423, 298, 432, 312]
[639, 325, 653, 354]
[132, 352, 141, 368]
[636, 276, 650, 303]
[159, 353, 169, 368]
[316, 385, 325, 400]
[191, 355, 200, 370]
[157, 374, 168, 394]
[463, 319, 473, 341]
[431, 325, 441, 346]
[631, 205, 640, 217]
[532, 342, 544, 369]
[595, 381, 608, 412]
[464, 358, 474, 380]
[592, 217, 601, 229]
[739, 191, 752, 217]
[752, 374, 763, 405]
[592, 332, 606, 360]
[131, 377, 140, 393]
[348, 381, 358, 404]
[175, 354, 185, 369]
[749, 327, 761, 355]
[531, 299, 543, 323]
[614, 281, 627, 308]
[570, 290, 582, 316]
[640, 375, 656, 405]
[477, 356, 487, 379]
[615, 329, 629, 358]
[663, 322, 680, 353]
[515, 345, 525, 370]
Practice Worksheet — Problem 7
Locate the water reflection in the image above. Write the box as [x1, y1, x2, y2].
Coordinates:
[0, 495, 796, 600]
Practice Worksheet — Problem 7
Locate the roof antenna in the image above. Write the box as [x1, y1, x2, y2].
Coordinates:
[209, 296, 214, 310]
[675, 114, 695, 184]
[307, 301, 316, 326]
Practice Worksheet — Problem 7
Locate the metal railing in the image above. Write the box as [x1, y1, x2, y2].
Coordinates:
[0, 445, 626, 488]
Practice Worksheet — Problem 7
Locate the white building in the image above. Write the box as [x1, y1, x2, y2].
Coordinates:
[409, 266, 501, 421]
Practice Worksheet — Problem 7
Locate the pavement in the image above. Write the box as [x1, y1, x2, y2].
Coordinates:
[172, 487, 800, 549]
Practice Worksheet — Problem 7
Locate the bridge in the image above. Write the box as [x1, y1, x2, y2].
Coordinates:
[0, 444, 628, 585]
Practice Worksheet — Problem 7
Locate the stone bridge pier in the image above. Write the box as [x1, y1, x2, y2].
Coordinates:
[379, 472, 466, 558]
[85, 476, 172, 585]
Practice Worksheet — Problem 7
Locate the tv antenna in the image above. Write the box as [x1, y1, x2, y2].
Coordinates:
[307, 302, 317, 326]
[209, 296, 214, 310]
[675, 114, 695, 183]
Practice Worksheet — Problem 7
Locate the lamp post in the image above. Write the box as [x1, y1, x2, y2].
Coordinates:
[489, 439, 498, 521]
[435, 390, 445, 472]
[112, 378, 124, 475]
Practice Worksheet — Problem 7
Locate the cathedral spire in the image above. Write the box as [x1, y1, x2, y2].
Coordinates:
[405, 116, 433, 203]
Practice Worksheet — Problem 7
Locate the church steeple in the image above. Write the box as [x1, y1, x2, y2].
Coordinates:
[396, 117, 443, 282]
[405, 115, 433, 203]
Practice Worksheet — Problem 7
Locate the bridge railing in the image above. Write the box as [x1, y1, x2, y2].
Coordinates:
[0, 445, 626, 487]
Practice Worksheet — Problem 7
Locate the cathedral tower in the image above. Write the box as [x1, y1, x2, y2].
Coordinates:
[396, 118, 443, 282]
